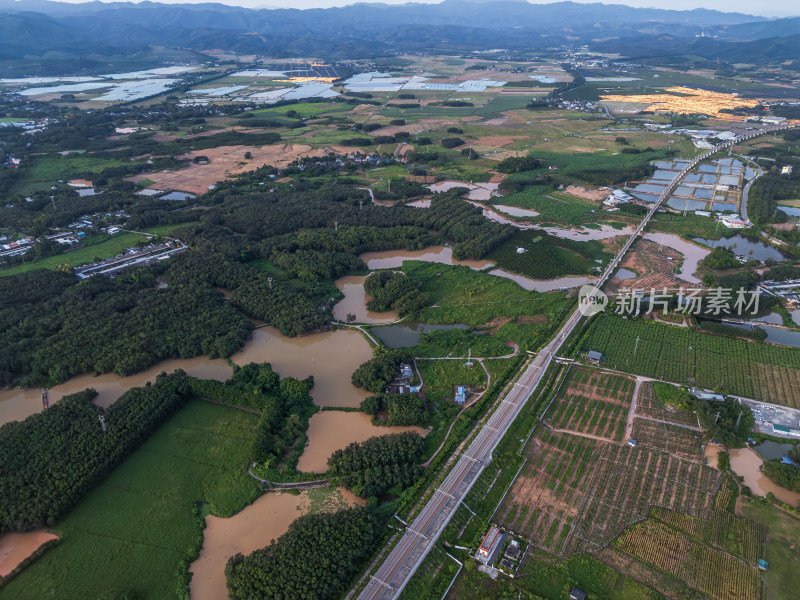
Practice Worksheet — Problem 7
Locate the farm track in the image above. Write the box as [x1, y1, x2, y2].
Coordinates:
[355, 124, 797, 600]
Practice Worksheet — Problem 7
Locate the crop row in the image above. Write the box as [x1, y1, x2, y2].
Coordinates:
[577, 314, 800, 406]
[616, 520, 760, 600]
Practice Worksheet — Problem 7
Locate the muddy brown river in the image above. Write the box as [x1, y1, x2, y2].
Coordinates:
[0, 531, 58, 577]
[0, 326, 374, 425]
[332, 275, 399, 324]
[728, 447, 800, 507]
[298, 411, 428, 473]
[189, 488, 362, 600]
[359, 246, 493, 270]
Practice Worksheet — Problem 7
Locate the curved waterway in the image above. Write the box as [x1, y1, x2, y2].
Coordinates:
[297, 411, 428, 473]
[232, 327, 373, 408]
[359, 246, 493, 270]
[488, 268, 593, 292]
[332, 275, 399, 324]
[643, 232, 709, 285]
[189, 488, 363, 600]
[0, 531, 58, 577]
[0, 327, 374, 425]
[728, 447, 800, 507]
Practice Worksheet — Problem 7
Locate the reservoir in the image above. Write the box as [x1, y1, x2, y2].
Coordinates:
[372, 322, 470, 348]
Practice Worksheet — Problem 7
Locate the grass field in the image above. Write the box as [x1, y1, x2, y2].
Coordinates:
[1, 400, 260, 600]
[404, 261, 574, 351]
[740, 499, 800, 600]
[576, 314, 800, 405]
[250, 103, 353, 118]
[489, 230, 610, 276]
[9, 155, 128, 195]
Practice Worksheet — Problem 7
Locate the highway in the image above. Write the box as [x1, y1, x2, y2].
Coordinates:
[355, 123, 796, 600]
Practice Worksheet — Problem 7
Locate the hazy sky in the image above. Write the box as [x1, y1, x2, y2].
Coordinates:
[53, 0, 799, 18]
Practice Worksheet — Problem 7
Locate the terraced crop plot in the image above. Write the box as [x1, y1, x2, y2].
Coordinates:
[495, 428, 722, 558]
[635, 382, 699, 428]
[545, 367, 633, 442]
[631, 419, 704, 462]
[615, 520, 760, 600]
[578, 314, 800, 406]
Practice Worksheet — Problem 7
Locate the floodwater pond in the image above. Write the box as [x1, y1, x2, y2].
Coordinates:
[713, 320, 800, 349]
[728, 447, 800, 507]
[643, 232, 709, 285]
[372, 322, 470, 348]
[428, 181, 501, 201]
[359, 246, 493, 270]
[488, 268, 592, 292]
[492, 204, 540, 218]
[753, 440, 797, 461]
[615, 268, 637, 280]
[232, 327, 373, 408]
[297, 411, 428, 473]
[332, 275, 398, 324]
[693, 235, 788, 263]
[189, 488, 362, 600]
[0, 531, 58, 577]
[541, 224, 633, 241]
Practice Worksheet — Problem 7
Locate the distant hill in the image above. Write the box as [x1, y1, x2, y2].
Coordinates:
[0, 0, 794, 73]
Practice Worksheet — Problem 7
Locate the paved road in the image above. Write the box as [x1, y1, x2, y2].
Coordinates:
[355, 124, 797, 600]
[739, 158, 764, 223]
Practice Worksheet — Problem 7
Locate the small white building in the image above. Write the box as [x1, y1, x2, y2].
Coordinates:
[718, 215, 748, 229]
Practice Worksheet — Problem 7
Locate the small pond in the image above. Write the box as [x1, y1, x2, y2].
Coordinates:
[753, 440, 797, 461]
[693, 235, 788, 262]
[372, 323, 469, 348]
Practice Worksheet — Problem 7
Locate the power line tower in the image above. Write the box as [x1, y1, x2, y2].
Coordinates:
[98, 415, 107, 434]
[334, 219, 338, 232]
[267, 277, 273, 290]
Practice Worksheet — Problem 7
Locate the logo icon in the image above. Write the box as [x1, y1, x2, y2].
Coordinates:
[578, 285, 608, 316]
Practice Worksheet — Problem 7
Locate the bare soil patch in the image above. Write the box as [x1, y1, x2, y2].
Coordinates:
[128, 143, 326, 195]
[564, 185, 610, 201]
[516, 315, 547, 324]
[605, 238, 685, 295]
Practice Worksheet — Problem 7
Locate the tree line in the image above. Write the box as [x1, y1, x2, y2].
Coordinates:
[0, 372, 193, 532]
[351, 348, 412, 393]
[364, 270, 429, 317]
[226, 507, 387, 600]
[360, 393, 427, 426]
[327, 432, 425, 498]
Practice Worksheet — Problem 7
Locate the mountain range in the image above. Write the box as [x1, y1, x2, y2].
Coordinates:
[0, 0, 798, 73]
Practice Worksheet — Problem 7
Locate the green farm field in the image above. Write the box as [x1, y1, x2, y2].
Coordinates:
[9, 155, 128, 195]
[576, 314, 800, 405]
[404, 261, 574, 351]
[740, 499, 800, 600]
[1, 400, 260, 600]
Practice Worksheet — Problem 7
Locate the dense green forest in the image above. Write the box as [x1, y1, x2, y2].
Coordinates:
[696, 399, 754, 448]
[226, 507, 387, 600]
[327, 432, 425, 497]
[762, 459, 800, 492]
[189, 362, 315, 468]
[361, 392, 427, 426]
[0, 268, 251, 387]
[351, 348, 412, 393]
[364, 270, 429, 317]
[0, 373, 193, 532]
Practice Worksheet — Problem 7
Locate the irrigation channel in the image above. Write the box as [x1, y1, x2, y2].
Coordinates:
[355, 124, 797, 600]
